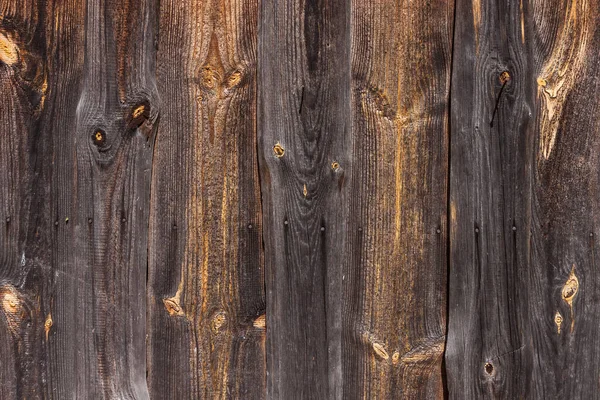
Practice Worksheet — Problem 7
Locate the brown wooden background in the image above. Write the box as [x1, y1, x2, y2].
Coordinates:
[0, 0, 598, 398]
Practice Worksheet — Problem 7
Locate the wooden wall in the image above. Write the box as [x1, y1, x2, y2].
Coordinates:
[0, 0, 597, 398]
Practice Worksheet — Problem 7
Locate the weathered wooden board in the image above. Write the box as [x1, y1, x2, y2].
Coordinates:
[259, 0, 453, 397]
[0, 2, 51, 397]
[147, 0, 265, 398]
[258, 0, 351, 398]
[529, 0, 600, 397]
[2, 0, 600, 398]
[447, 0, 600, 397]
[1, 0, 158, 398]
[446, 0, 535, 396]
[345, 0, 453, 398]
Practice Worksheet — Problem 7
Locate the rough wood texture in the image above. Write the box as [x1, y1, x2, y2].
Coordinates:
[529, 0, 600, 397]
[1, 0, 158, 398]
[147, 0, 265, 399]
[259, 0, 453, 397]
[446, 0, 535, 397]
[345, 0, 453, 398]
[258, 0, 351, 398]
[447, 0, 600, 397]
[3, 0, 600, 398]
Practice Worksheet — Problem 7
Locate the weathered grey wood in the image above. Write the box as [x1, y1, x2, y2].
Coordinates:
[0, 3, 49, 397]
[446, 0, 535, 397]
[258, 0, 351, 398]
[0, 0, 159, 398]
[4, 0, 600, 398]
[529, 0, 600, 397]
[147, 0, 265, 398]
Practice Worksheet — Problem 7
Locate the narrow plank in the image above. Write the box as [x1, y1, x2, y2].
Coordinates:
[0, 2, 66, 398]
[345, 0, 453, 398]
[258, 0, 351, 398]
[1, 0, 159, 398]
[147, 0, 264, 398]
[446, 0, 535, 396]
[46, 0, 159, 397]
[529, 0, 600, 397]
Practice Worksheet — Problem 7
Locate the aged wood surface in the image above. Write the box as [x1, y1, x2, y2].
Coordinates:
[446, 0, 535, 397]
[1, 0, 600, 398]
[447, 0, 600, 398]
[345, 0, 453, 398]
[147, 0, 264, 399]
[258, 0, 351, 398]
[529, 0, 600, 397]
[1, 0, 158, 398]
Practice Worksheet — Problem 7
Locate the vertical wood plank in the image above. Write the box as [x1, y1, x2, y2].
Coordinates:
[147, 0, 264, 398]
[258, 0, 351, 398]
[1, 0, 159, 397]
[446, 0, 535, 396]
[529, 0, 600, 397]
[49, 0, 159, 397]
[0, 3, 49, 397]
[345, 0, 453, 398]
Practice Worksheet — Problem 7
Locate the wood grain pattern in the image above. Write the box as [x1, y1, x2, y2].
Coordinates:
[0, 2, 50, 396]
[258, 0, 351, 398]
[446, 0, 535, 395]
[51, 0, 159, 397]
[147, 0, 264, 398]
[345, 0, 453, 398]
[4, 0, 600, 398]
[0, 0, 158, 397]
[447, 0, 600, 396]
[529, 0, 600, 397]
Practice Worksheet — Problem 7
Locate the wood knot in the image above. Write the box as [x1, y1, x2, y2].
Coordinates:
[331, 161, 339, 171]
[0, 32, 18, 66]
[562, 265, 579, 332]
[372, 342, 389, 360]
[367, 87, 394, 119]
[226, 70, 243, 89]
[499, 71, 511, 84]
[92, 130, 106, 147]
[253, 314, 266, 329]
[2, 291, 20, 314]
[132, 105, 145, 119]
[273, 143, 285, 158]
[163, 297, 184, 317]
[127, 100, 153, 133]
[200, 66, 221, 89]
[0, 286, 26, 336]
[211, 311, 227, 333]
[562, 268, 579, 304]
[484, 362, 494, 375]
[45, 314, 53, 340]
[554, 311, 563, 334]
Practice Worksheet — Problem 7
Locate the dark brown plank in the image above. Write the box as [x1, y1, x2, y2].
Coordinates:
[258, 0, 351, 398]
[0, 2, 73, 398]
[446, 0, 535, 397]
[48, 0, 159, 397]
[147, 0, 264, 398]
[0, 0, 158, 398]
[345, 0, 453, 398]
[529, 0, 600, 397]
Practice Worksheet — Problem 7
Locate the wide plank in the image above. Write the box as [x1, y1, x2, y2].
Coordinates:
[147, 0, 264, 398]
[345, 0, 453, 397]
[258, 0, 351, 398]
[446, 0, 535, 397]
[529, 0, 600, 396]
